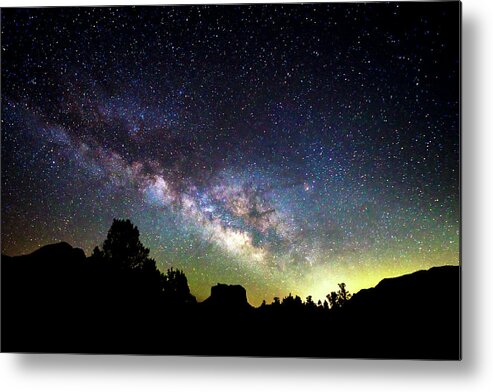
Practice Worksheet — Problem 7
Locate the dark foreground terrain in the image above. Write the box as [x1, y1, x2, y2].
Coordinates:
[1, 242, 460, 359]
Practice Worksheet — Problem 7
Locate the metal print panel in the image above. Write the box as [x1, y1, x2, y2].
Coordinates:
[0, 2, 461, 359]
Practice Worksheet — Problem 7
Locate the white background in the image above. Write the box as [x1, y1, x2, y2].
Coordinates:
[0, 0, 491, 391]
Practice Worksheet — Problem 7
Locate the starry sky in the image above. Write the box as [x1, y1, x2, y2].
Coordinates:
[1, 3, 460, 305]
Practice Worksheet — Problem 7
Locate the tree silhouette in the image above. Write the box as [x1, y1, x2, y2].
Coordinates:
[92, 245, 104, 259]
[282, 293, 294, 306]
[327, 291, 339, 309]
[305, 295, 316, 309]
[99, 218, 154, 270]
[337, 283, 351, 303]
[161, 267, 196, 305]
[326, 283, 351, 309]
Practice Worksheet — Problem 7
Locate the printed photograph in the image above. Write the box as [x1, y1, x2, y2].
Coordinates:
[1, 2, 461, 358]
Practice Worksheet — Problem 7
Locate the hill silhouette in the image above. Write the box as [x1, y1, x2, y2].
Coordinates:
[1, 221, 460, 358]
[334, 266, 460, 359]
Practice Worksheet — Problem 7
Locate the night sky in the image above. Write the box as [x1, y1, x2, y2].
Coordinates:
[1, 3, 460, 305]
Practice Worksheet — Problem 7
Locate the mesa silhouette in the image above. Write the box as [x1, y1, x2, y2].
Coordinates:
[1, 219, 460, 359]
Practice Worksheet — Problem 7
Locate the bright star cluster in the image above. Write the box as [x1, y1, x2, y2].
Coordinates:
[1, 3, 460, 305]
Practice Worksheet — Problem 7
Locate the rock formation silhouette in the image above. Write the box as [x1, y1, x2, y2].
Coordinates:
[202, 284, 251, 310]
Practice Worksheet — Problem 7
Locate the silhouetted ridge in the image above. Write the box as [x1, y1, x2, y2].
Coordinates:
[1, 222, 460, 358]
[336, 265, 460, 359]
[5, 242, 86, 262]
[27, 242, 86, 265]
[347, 265, 459, 310]
[2, 242, 87, 280]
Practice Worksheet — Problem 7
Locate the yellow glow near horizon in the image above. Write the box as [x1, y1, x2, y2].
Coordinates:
[184, 245, 460, 307]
